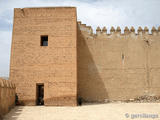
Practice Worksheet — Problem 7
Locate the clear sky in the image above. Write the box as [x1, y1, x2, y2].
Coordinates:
[0, 0, 160, 77]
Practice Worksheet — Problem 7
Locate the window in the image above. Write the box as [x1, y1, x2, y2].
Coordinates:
[41, 36, 48, 46]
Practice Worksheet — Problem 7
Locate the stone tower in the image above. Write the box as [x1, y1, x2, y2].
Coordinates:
[10, 7, 77, 106]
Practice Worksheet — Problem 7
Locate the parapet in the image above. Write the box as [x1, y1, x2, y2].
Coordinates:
[77, 21, 93, 35]
[0, 78, 16, 117]
[0, 78, 15, 88]
[14, 7, 76, 19]
[78, 21, 160, 36]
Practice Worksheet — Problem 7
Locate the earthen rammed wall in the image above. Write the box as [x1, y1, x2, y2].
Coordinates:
[0, 78, 15, 118]
[77, 22, 160, 102]
[10, 7, 77, 106]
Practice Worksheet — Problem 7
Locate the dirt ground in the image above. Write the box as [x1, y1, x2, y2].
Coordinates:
[3, 103, 160, 120]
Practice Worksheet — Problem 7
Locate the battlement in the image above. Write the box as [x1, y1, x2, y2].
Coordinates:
[0, 78, 16, 117]
[0, 78, 15, 88]
[77, 21, 93, 35]
[78, 21, 160, 36]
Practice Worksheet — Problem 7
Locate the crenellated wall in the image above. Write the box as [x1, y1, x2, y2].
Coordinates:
[0, 78, 16, 118]
[9, 7, 160, 105]
[77, 21, 160, 102]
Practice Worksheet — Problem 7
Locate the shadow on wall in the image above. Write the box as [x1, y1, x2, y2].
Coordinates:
[2, 107, 24, 120]
[77, 29, 108, 103]
[0, 78, 16, 119]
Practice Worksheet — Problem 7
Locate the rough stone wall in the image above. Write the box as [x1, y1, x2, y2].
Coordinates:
[10, 7, 77, 106]
[0, 78, 15, 118]
[77, 22, 160, 102]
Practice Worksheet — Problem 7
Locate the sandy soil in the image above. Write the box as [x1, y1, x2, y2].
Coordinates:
[3, 103, 160, 120]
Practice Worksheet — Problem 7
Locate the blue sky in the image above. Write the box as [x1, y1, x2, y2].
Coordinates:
[0, 0, 160, 77]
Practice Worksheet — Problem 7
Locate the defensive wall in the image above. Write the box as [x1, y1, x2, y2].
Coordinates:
[0, 78, 16, 118]
[9, 7, 160, 106]
[77, 21, 160, 102]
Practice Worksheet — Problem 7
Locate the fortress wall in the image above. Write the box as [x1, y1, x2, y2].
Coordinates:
[77, 22, 160, 102]
[0, 78, 15, 118]
[10, 7, 77, 106]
